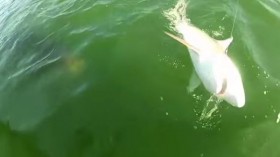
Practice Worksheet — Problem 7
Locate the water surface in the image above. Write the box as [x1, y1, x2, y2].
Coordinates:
[0, 0, 280, 157]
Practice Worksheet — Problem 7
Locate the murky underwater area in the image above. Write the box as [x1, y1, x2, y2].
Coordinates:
[1, 0, 280, 156]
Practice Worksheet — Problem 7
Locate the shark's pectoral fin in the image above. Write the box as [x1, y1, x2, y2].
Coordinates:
[217, 37, 233, 53]
[165, 32, 201, 54]
[187, 71, 201, 93]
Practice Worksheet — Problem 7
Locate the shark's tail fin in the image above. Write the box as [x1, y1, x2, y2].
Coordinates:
[163, 0, 190, 32]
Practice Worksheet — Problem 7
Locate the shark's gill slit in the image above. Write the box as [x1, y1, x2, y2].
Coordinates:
[218, 79, 227, 95]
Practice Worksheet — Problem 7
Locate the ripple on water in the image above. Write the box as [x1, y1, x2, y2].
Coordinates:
[193, 94, 223, 130]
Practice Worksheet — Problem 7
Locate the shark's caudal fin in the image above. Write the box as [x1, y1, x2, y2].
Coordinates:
[163, 0, 190, 32]
[163, 0, 203, 53]
[164, 31, 201, 53]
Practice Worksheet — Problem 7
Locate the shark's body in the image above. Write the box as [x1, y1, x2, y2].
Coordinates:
[164, 0, 245, 107]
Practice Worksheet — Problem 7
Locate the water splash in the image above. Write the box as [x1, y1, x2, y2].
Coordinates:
[194, 95, 223, 129]
[163, 0, 190, 32]
[199, 95, 222, 120]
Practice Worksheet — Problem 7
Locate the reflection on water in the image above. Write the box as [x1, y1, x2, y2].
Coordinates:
[258, 0, 280, 18]
[1, 0, 280, 156]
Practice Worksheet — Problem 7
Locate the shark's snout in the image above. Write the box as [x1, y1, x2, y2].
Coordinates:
[223, 92, 245, 108]
[218, 59, 245, 108]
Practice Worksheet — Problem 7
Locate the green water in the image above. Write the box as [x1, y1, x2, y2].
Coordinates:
[1, 0, 280, 156]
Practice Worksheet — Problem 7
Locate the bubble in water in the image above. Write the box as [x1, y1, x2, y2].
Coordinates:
[276, 113, 280, 123]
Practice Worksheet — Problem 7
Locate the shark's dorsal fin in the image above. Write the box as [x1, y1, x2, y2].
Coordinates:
[217, 37, 233, 53]
[165, 32, 201, 54]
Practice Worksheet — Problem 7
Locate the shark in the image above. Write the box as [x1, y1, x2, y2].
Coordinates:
[164, 0, 245, 108]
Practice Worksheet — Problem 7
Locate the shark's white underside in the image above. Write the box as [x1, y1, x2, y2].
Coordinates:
[164, 0, 245, 107]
